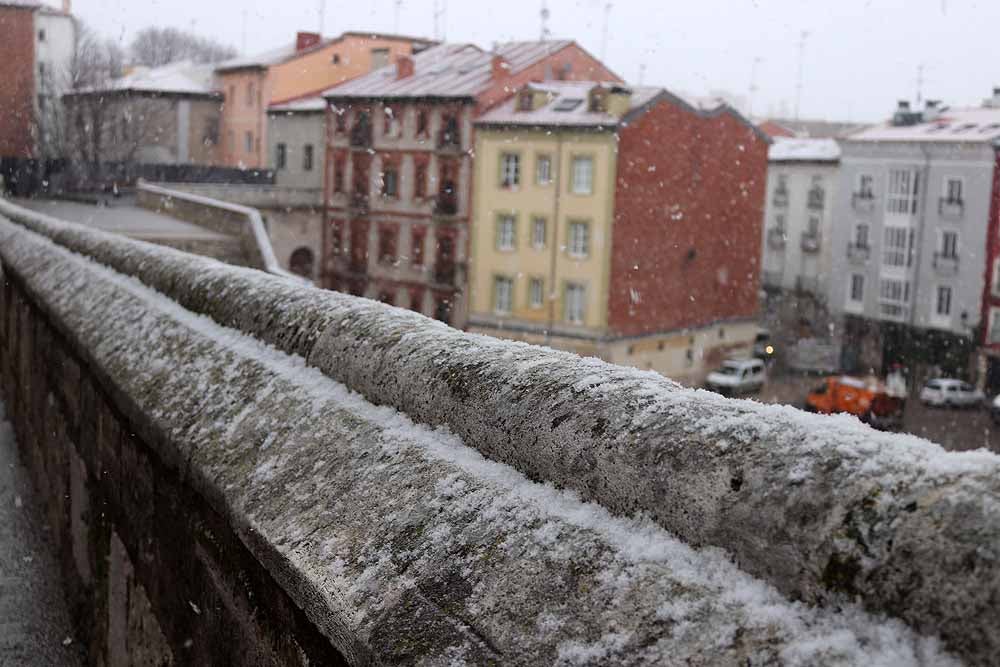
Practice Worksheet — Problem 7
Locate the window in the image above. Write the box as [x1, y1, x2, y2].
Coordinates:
[806, 216, 820, 236]
[330, 223, 343, 255]
[944, 178, 963, 204]
[849, 274, 864, 302]
[941, 230, 958, 258]
[411, 229, 425, 266]
[415, 162, 428, 198]
[536, 154, 552, 185]
[887, 168, 920, 214]
[882, 226, 913, 267]
[991, 308, 1000, 344]
[496, 215, 516, 250]
[571, 156, 594, 194]
[518, 91, 534, 111]
[554, 98, 583, 111]
[532, 217, 546, 248]
[879, 278, 911, 319]
[936, 286, 953, 317]
[335, 111, 347, 134]
[776, 174, 788, 192]
[332, 53, 341, 64]
[383, 107, 400, 137]
[568, 221, 590, 257]
[858, 174, 874, 198]
[38, 29, 45, 42]
[303, 144, 314, 171]
[276, 143, 287, 169]
[244, 131, 253, 153]
[333, 157, 344, 193]
[774, 214, 786, 232]
[381, 167, 399, 198]
[371, 48, 390, 70]
[529, 278, 544, 308]
[854, 223, 869, 247]
[564, 283, 586, 324]
[378, 226, 397, 263]
[247, 82, 255, 107]
[494, 276, 514, 314]
[416, 110, 429, 137]
[501, 153, 520, 188]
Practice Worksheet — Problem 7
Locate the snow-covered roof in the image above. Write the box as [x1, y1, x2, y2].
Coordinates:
[476, 81, 662, 128]
[847, 106, 1000, 143]
[269, 95, 327, 113]
[769, 137, 840, 162]
[323, 40, 575, 100]
[70, 61, 219, 97]
[216, 32, 435, 73]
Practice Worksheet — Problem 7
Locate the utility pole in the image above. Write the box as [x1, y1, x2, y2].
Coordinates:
[600, 3, 612, 61]
[748, 56, 762, 118]
[540, 1, 551, 41]
[793, 30, 809, 122]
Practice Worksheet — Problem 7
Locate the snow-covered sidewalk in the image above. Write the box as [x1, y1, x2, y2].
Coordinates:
[0, 400, 82, 666]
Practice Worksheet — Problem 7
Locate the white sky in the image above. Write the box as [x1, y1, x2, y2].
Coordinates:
[64, 0, 998, 122]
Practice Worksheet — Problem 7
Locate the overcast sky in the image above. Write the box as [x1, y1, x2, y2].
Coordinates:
[65, 0, 997, 122]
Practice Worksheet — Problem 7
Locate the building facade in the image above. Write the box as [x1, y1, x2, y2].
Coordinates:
[760, 138, 840, 337]
[267, 97, 325, 189]
[468, 82, 769, 385]
[320, 41, 620, 327]
[829, 98, 1000, 376]
[216, 31, 433, 169]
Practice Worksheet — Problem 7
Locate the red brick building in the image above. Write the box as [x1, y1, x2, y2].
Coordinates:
[320, 40, 619, 327]
[0, 3, 38, 162]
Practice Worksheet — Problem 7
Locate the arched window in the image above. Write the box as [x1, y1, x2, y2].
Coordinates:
[289, 247, 315, 278]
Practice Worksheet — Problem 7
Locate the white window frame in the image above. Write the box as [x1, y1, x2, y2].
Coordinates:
[857, 173, 874, 198]
[536, 154, 552, 185]
[993, 258, 1000, 297]
[934, 284, 953, 319]
[500, 153, 520, 188]
[564, 282, 586, 324]
[849, 274, 864, 303]
[886, 168, 920, 215]
[990, 307, 1000, 345]
[494, 276, 514, 315]
[939, 230, 959, 258]
[854, 222, 869, 247]
[571, 156, 594, 195]
[943, 176, 964, 204]
[531, 216, 546, 249]
[879, 278, 911, 321]
[496, 215, 516, 251]
[528, 278, 544, 309]
[567, 221, 590, 258]
[882, 226, 913, 268]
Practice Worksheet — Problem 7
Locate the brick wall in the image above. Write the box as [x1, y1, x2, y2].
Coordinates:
[0, 6, 36, 159]
[607, 97, 769, 336]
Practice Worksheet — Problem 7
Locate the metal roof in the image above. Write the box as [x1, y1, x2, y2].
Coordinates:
[768, 137, 841, 162]
[269, 95, 327, 113]
[323, 40, 575, 101]
[475, 81, 662, 128]
[68, 61, 219, 97]
[216, 31, 435, 73]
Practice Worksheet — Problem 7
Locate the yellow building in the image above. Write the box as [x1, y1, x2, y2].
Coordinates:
[469, 81, 768, 385]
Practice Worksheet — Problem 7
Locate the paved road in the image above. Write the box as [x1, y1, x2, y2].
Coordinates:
[0, 401, 83, 666]
[16, 197, 231, 241]
[757, 373, 1000, 453]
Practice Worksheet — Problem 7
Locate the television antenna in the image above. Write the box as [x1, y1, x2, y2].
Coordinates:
[433, 0, 448, 41]
[540, 1, 551, 41]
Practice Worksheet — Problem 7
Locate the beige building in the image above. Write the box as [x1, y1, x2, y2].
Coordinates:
[469, 81, 768, 385]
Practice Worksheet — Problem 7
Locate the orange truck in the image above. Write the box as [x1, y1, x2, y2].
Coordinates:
[804, 376, 904, 430]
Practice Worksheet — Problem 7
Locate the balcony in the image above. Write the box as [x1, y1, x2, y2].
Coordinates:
[939, 198, 964, 220]
[796, 275, 820, 295]
[434, 193, 459, 216]
[800, 232, 821, 253]
[350, 192, 369, 214]
[933, 252, 959, 276]
[772, 189, 789, 208]
[806, 188, 825, 211]
[766, 227, 787, 250]
[846, 243, 870, 264]
[852, 193, 875, 213]
[349, 127, 372, 148]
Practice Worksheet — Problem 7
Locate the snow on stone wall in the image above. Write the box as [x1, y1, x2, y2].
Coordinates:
[0, 197, 996, 664]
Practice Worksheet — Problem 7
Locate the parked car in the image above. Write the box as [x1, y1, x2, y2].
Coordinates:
[705, 358, 766, 395]
[753, 329, 775, 362]
[804, 375, 903, 430]
[919, 379, 984, 408]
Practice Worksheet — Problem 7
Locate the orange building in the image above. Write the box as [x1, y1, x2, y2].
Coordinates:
[216, 31, 433, 168]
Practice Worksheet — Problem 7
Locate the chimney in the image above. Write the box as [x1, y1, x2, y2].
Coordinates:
[924, 99, 941, 122]
[296, 31, 321, 52]
[62, 0, 71, 14]
[396, 55, 415, 80]
[491, 55, 510, 81]
[897, 100, 911, 112]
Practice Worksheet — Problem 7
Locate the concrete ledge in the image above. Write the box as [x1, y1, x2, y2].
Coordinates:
[0, 198, 996, 664]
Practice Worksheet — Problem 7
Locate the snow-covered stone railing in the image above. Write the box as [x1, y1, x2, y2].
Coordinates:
[0, 199, 996, 664]
[134, 180, 307, 283]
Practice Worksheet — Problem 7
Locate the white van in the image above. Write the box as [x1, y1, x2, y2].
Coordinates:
[705, 358, 767, 395]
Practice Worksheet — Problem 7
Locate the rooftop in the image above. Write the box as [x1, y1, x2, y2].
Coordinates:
[323, 40, 575, 100]
[847, 105, 1000, 143]
[269, 95, 327, 113]
[476, 81, 662, 128]
[769, 137, 841, 162]
[67, 61, 219, 97]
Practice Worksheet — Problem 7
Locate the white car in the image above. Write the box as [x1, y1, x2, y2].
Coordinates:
[705, 358, 766, 395]
[919, 379, 984, 408]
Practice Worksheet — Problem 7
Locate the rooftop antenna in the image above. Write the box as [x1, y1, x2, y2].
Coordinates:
[793, 30, 809, 121]
[540, 1, 551, 41]
[394, 0, 402, 33]
[916, 63, 925, 105]
[748, 56, 762, 118]
[433, 0, 447, 41]
[600, 3, 612, 61]
[318, 0, 326, 34]
[638, 63, 646, 85]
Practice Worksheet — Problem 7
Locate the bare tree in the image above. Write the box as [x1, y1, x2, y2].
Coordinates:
[128, 27, 237, 68]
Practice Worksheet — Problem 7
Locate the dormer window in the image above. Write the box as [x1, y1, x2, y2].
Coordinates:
[588, 88, 607, 113]
[518, 91, 534, 112]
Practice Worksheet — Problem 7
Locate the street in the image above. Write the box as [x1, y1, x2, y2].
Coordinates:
[755, 372, 1000, 453]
